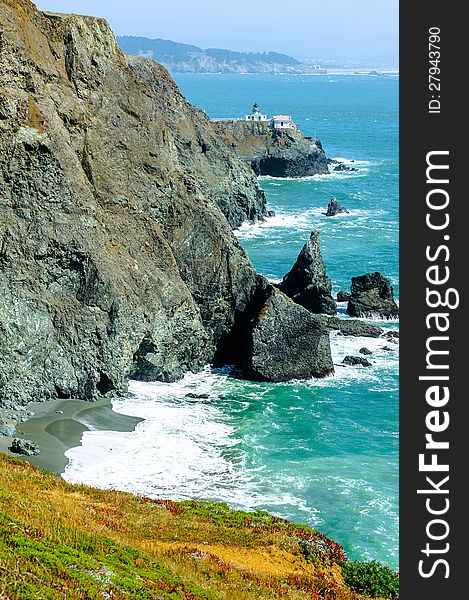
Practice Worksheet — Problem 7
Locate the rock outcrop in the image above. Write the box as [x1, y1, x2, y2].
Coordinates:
[278, 231, 336, 315]
[325, 197, 349, 217]
[0, 0, 329, 405]
[346, 273, 399, 319]
[215, 281, 334, 382]
[215, 121, 329, 178]
[314, 316, 383, 338]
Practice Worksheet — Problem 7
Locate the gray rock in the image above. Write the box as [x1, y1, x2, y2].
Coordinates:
[242, 286, 334, 382]
[9, 438, 40, 456]
[325, 197, 350, 217]
[215, 121, 329, 178]
[0, 3, 274, 406]
[347, 273, 399, 319]
[342, 356, 372, 367]
[359, 347, 372, 355]
[278, 231, 336, 315]
[315, 315, 383, 338]
[0, 420, 16, 437]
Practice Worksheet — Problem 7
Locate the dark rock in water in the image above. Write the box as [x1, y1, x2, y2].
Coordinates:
[315, 315, 383, 338]
[359, 347, 372, 355]
[333, 163, 358, 172]
[215, 121, 329, 178]
[342, 355, 372, 367]
[325, 197, 350, 217]
[185, 392, 210, 399]
[384, 330, 400, 339]
[278, 231, 336, 315]
[244, 287, 334, 381]
[336, 291, 351, 302]
[382, 346, 394, 352]
[347, 272, 399, 319]
[9, 438, 40, 456]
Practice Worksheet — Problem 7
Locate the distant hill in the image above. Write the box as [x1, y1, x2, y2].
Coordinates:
[116, 35, 323, 74]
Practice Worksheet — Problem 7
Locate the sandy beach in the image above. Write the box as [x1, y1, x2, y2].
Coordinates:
[0, 398, 143, 475]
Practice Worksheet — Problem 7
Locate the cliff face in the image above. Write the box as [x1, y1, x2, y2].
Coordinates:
[0, 0, 268, 405]
[216, 121, 330, 177]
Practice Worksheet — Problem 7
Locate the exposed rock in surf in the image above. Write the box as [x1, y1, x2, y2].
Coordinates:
[342, 356, 372, 367]
[325, 197, 350, 217]
[333, 163, 358, 172]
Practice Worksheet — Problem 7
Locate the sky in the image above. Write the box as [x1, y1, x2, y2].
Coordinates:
[35, 0, 398, 64]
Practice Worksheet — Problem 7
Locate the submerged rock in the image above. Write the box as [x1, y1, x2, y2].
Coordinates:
[9, 438, 40, 456]
[359, 347, 373, 355]
[342, 356, 372, 367]
[278, 231, 336, 315]
[347, 273, 399, 319]
[325, 197, 350, 217]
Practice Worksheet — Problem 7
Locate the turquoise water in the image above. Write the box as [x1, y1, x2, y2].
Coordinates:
[64, 74, 399, 569]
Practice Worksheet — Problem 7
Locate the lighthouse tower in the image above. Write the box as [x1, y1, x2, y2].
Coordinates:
[245, 102, 268, 122]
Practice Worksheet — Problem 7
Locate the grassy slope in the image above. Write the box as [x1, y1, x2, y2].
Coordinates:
[0, 454, 394, 599]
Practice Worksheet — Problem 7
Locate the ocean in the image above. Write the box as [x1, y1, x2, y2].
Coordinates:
[63, 73, 399, 569]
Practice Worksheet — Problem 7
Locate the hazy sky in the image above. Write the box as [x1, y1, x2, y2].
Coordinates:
[35, 1, 398, 63]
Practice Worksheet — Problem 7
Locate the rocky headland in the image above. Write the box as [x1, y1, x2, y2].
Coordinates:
[215, 120, 330, 177]
[0, 0, 333, 409]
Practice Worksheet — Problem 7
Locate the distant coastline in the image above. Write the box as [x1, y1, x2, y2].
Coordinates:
[116, 34, 398, 75]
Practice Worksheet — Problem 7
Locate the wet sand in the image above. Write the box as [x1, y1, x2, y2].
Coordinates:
[0, 398, 143, 475]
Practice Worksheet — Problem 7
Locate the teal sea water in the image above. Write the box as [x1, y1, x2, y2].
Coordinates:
[63, 74, 399, 569]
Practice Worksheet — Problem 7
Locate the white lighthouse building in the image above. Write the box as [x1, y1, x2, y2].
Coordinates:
[245, 102, 268, 122]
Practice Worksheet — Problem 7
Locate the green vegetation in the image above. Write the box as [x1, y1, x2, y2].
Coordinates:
[342, 560, 399, 599]
[0, 454, 398, 599]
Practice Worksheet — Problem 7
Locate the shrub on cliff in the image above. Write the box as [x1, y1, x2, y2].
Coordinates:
[342, 559, 399, 599]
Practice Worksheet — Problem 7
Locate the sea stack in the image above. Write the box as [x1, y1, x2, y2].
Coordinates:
[346, 272, 399, 319]
[278, 230, 336, 315]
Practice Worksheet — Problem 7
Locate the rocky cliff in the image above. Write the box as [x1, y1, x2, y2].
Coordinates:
[0, 0, 332, 406]
[215, 120, 329, 177]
